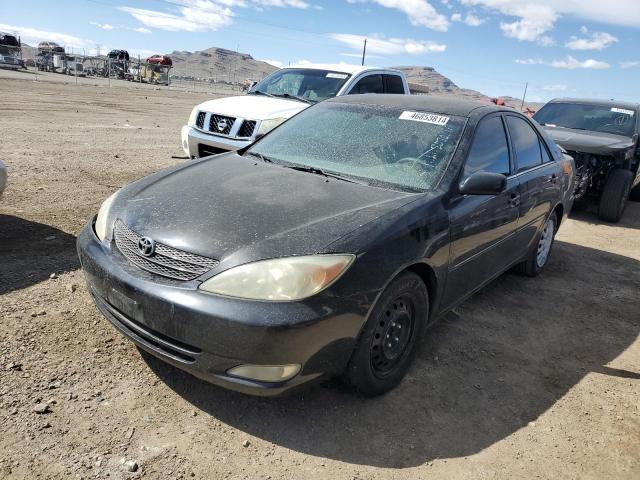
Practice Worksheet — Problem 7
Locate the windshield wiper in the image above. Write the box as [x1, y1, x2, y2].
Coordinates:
[245, 151, 272, 163]
[248, 90, 275, 98]
[274, 93, 314, 104]
[284, 165, 366, 185]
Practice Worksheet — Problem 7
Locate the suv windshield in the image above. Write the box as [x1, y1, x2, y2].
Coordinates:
[246, 102, 466, 192]
[249, 69, 351, 103]
[534, 102, 637, 137]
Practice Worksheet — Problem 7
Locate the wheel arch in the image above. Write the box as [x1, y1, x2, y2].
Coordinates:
[552, 203, 564, 232]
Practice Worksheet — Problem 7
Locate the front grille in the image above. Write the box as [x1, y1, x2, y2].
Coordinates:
[195, 111, 206, 129]
[198, 144, 230, 157]
[113, 220, 219, 281]
[209, 114, 235, 135]
[238, 120, 257, 138]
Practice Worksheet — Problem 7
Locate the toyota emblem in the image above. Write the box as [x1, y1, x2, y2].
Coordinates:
[137, 236, 156, 257]
[217, 119, 228, 131]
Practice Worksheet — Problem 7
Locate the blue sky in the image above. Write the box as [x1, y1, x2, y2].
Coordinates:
[2, 0, 640, 102]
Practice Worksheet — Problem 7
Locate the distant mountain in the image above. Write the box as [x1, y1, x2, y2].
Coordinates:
[168, 47, 277, 82]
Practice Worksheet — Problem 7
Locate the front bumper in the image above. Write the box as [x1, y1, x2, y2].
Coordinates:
[76, 223, 364, 396]
[181, 125, 253, 158]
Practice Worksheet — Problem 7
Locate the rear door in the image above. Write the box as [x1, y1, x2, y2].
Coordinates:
[505, 115, 561, 243]
[444, 114, 521, 307]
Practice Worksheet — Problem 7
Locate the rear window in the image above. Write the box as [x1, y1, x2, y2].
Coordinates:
[534, 102, 636, 137]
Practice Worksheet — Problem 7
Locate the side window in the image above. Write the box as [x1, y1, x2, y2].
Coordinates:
[383, 74, 405, 94]
[463, 116, 511, 179]
[540, 140, 553, 163]
[506, 116, 542, 172]
[349, 74, 384, 94]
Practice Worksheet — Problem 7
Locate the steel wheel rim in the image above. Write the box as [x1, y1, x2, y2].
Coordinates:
[536, 217, 555, 268]
[370, 295, 415, 377]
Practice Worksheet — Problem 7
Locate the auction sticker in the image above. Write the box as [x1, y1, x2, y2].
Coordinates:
[400, 111, 450, 125]
[327, 73, 348, 79]
[611, 107, 635, 116]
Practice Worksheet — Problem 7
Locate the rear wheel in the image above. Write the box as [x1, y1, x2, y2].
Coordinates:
[598, 169, 633, 222]
[343, 272, 428, 396]
[521, 212, 557, 277]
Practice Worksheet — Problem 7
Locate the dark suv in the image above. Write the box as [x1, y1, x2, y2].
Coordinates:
[534, 99, 640, 222]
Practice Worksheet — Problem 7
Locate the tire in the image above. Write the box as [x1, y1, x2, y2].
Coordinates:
[598, 169, 633, 222]
[343, 271, 428, 396]
[521, 212, 557, 277]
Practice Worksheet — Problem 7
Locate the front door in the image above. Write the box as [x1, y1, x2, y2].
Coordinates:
[443, 114, 521, 308]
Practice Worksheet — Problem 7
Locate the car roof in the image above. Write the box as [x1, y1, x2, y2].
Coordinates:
[325, 94, 499, 117]
[283, 63, 402, 76]
[548, 98, 640, 110]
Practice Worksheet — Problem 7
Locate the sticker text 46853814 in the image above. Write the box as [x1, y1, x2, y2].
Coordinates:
[399, 111, 450, 126]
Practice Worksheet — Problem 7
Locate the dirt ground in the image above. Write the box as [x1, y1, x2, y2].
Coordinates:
[0, 70, 638, 480]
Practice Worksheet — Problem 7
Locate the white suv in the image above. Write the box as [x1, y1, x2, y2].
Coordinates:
[181, 64, 409, 158]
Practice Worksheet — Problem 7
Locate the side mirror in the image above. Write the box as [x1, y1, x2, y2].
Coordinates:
[459, 171, 507, 195]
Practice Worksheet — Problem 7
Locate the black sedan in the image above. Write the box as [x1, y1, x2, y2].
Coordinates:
[77, 95, 575, 396]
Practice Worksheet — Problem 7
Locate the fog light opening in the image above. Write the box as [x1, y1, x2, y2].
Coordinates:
[226, 364, 301, 383]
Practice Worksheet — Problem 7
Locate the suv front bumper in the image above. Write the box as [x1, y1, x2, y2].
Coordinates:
[181, 125, 253, 158]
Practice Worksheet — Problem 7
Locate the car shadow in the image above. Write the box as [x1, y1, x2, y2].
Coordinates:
[570, 199, 640, 230]
[0, 215, 80, 295]
[142, 240, 639, 468]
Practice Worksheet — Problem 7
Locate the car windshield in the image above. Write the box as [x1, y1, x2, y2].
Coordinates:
[246, 102, 466, 192]
[533, 102, 637, 137]
[249, 69, 352, 103]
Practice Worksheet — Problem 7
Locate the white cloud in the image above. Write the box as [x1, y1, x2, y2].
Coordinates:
[347, 0, 450, 31]
[542, 84, 568, 92]
[118, 5, 233, 32]
[133, 27, 152, 34]
[461, 0, 640, 43]
[620, 61, 640, 69]
[0, 23, 90, 48]
[451, 12, 484, 26]
[261, 59, 283, 67]
[340, 52, 383, 59]
[565, 28, 618, 51]
[330, 33, 447, 56]
[549, 56, 610, 70]
[119, 0, 313, 32]
[90, 22, 114, 31]
[516, 56, 610, 69]
[515, 58, 544, 65]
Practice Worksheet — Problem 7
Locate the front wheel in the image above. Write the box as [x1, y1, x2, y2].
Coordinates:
[342, 272, 428, 396]
[521, 212, 557, 277]
[598, 169, 633, 222]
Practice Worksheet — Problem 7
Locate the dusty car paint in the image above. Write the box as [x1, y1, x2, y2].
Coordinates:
[78, 95, 574, 395]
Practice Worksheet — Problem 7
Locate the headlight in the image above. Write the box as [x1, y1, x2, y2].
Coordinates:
[257, 117, 287, 136]
[188, 106, 199, 127]
[94, 190, 119, 241]
[199, 254, 355, 301]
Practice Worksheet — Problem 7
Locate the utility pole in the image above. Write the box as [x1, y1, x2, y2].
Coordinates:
[520, 82, 528, 112]
[361, 38, 367, 66]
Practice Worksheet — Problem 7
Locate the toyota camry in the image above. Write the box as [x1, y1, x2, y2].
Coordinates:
[77, 95, 574, 396]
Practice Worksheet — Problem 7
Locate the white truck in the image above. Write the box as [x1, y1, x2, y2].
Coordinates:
[181, 64, 410, 158]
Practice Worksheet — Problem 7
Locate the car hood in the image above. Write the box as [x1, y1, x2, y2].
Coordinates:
[196, 95, 308, 120]
[111, 154, 416, 268]
[542, 126, 635, 155]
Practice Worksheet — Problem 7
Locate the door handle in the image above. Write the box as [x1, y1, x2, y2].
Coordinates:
[509, 193, 520, 207]
[545, 174, 558, 184]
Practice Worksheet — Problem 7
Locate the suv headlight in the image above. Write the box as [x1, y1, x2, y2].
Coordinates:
[199, 254, 355, 301]
[257, 117, 287, 136]
[188, 106, 199, 127]
[95, 190, 120, 241]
